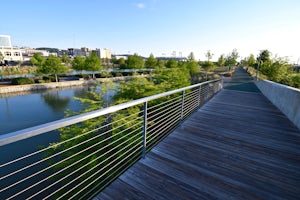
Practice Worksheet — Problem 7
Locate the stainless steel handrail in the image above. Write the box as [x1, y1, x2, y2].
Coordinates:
[0, 79, 221, 146]
[0, 78, 223, 199]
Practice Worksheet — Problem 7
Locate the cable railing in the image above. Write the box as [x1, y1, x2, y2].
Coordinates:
[0, 79, 222, 199]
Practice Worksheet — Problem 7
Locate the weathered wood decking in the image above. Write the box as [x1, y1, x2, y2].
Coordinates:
[95, 88, 300, 200]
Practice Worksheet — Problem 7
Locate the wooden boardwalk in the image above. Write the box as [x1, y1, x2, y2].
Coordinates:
[95, 88, 300, 200]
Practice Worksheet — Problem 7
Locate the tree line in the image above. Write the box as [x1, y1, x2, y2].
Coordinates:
[241, 50, 300, 88]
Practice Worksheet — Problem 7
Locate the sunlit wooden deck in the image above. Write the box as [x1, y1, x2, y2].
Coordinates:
[95, 88, 300, 200]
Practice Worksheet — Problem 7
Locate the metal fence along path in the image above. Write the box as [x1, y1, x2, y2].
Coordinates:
[0, 79, 222, 199]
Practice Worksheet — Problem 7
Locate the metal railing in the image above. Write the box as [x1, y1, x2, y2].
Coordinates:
[0, 79, 222, 199]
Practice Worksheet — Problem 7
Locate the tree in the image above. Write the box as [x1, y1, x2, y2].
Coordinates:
[205, 50, 213, 61]
[114, 77, 159, 102]
[258, 50, 271, 63]
[37, 55, 68, 82]
[155, 68, 190, 91]
[225, 49, 239, 66]
[186, 61, 199, 76]
[260, 56, 291, 82]
[201, 61, 215, 80]
[85, 52, 102, 79]
[247, 54, 256, 67]
[187, 52, 195, 62]
[217, 54, 225, 66]
[118, 58, 127, 69]
[145, 53, 157, 68]
[127, 54, 144, 69]
[156, 60, 166, 69]
[61, 54, 71, 65]
[165, 59, 178, 68]
[72, 56, 86, 74]
[30, 53, 45, 67]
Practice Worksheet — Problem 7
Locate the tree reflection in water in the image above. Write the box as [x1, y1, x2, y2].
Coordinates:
[41, 91, 71, 113]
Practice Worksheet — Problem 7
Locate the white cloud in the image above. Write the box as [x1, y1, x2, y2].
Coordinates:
[136, 3, 146, 9]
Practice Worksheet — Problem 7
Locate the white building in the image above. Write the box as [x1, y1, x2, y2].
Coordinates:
[94, 48, 112, 59]
[0, 34, 23, 64]
[24, 48, 50, 57]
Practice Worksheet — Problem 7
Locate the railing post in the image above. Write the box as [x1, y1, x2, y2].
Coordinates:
[142, 101, 147, 158]
[221, 76, 224, 89]
[197, 85, 201, 108]
[180, 90, 185, 126]
[205, 84, 209, 101]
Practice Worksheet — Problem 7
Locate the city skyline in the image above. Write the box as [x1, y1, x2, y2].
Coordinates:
[1, 0, 300, 63]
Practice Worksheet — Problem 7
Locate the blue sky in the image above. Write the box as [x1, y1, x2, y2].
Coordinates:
[1, 0, 300, 62]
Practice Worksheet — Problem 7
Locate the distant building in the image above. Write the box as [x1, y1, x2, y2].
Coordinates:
[93, 48, 112, 59]
[68, 48, 82, 57]
[24, 48, 50, 57]
[0, 34, 23, 64]
[156, 56, 187, 62]
[81, 47, 92, 57]
[0, 35, 12, 47]
[114, 54, 129, 60]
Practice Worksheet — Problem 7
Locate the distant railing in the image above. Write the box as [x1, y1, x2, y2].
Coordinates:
[0, 79, 222, 199]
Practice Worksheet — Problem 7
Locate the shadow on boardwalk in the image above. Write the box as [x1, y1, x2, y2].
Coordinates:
[95, 69, 300, 200]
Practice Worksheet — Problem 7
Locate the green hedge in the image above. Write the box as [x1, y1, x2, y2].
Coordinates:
[11, 77, 35, 85]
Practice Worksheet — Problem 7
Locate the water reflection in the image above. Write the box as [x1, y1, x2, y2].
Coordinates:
[41, 92, 71, 113]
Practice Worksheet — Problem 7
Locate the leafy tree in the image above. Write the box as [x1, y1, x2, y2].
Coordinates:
[42, 63, 194, 196]
[156, 60, 166, 69]
[247, 54, 256, 67]
[114, 77, 159, 103]
[127, 54, 144, 69]
[154, 68, 190, 91]
[201, 61, 215, 80]
[187, 52, 195, 62]
[205, 50, 213, 61]
[260, 56, 291, 82]
[217, 54, 225, 66]
[165, 59, 178, 68]
[72, 56, 86, 74]
[85, 52, 102, 78]
[145, 53, 157, 68]
[61, 54, 71, 65]
[30, 53, 45, 67]
[225, 49, 239, 66]
[37, 55, 68, 82]
[258, 50, 271, 63]
[186, 61, 200, 76]
[118, 58, 127, 69]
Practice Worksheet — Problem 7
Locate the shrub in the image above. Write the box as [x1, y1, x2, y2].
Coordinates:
[43, 75, 56, 82]
[11, 77, 35, 85]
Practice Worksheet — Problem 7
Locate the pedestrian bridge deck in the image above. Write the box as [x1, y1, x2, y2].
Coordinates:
[95, 88, 300, 200]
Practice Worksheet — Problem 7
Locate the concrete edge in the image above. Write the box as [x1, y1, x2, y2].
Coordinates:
[0, 76, 138, 95]
[255, 80, 300, 130]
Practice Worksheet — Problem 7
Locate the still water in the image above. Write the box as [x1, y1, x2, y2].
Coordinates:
[0, 85, 116, 164]
[0, 85, 115, 135]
